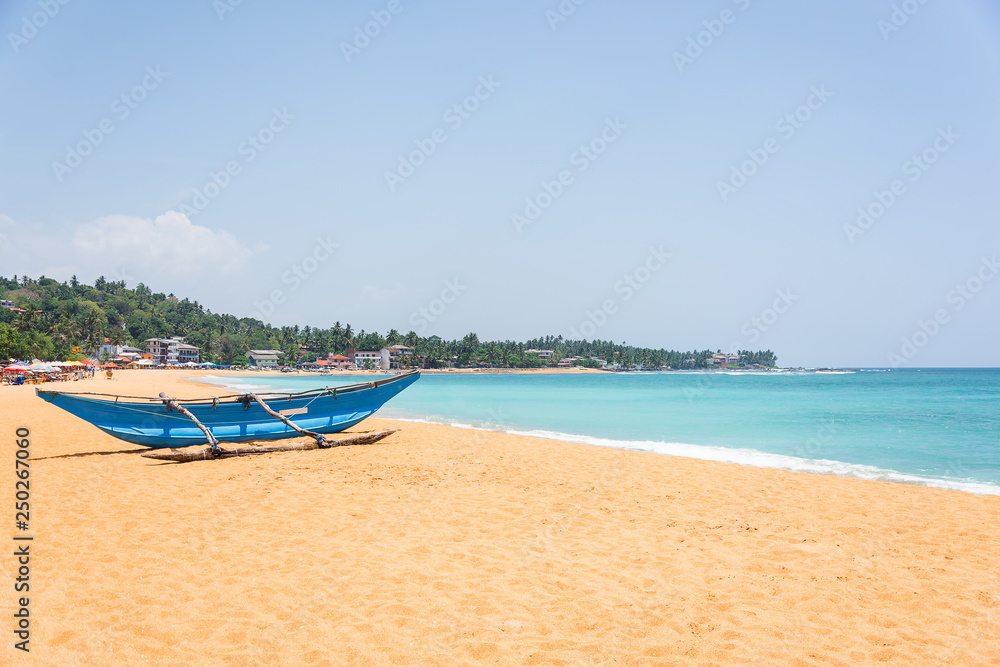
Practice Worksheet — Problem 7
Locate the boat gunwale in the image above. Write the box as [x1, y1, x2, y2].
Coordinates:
[36, 369, 420, 405]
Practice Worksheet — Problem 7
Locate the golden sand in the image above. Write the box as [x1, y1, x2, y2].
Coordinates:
[1, 370, 998, 665]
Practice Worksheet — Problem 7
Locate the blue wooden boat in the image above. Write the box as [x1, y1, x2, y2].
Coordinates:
[37, 370, 419, 449]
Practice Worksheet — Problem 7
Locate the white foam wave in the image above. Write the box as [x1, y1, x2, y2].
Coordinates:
[506, 430, 1000, 495]
[381, 414, 1000, 496]
[197, 381, 1000, 496]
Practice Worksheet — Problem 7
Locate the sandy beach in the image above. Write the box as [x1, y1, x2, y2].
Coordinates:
[1, 369, 998, 665]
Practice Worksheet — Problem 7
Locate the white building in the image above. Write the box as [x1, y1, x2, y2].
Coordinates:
[247, 350, 282, 368]
[352, 350, 388, 370]
[525, 349, 554, 361]
[144, 338, 200, 365]
[98, 343, 142, 360]
[384, 344, 414, 369]
[710, 353, 741, 366]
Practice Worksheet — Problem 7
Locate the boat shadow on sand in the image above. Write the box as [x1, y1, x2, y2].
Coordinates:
[35, 428, 392, 462]
[34, 447, 151, 460]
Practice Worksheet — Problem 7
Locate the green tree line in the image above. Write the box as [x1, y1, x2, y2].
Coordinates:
[0, 275, 777, 369]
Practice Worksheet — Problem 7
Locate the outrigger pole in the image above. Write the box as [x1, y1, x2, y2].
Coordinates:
[159, 392, 222, 456]
[159, 391, 333, 455]
[156, 391, 356, 458]
[246, 393, 331, 447]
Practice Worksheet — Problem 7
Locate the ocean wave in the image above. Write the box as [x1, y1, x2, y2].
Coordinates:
[195, 376, 1000, 496]
[383, 414, 1000, 496]
[511, 429, 1000, 495]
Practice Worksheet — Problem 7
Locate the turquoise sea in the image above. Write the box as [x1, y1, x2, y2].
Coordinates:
[201, 369, 1000, 495]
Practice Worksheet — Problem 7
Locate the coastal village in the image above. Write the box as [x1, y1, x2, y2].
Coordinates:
[75, 339, 765, 372]
[1, 280, 778, 384]
[5, 330, 771, 384]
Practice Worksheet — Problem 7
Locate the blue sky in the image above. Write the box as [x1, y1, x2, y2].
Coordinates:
[1, 0, 998, 367]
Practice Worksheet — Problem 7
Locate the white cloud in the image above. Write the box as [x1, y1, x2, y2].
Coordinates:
[0, 210, 259, 306]
[72, 211, 253, 275]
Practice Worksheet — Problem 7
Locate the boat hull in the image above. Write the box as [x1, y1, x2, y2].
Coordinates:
[37, 371, 419, 448]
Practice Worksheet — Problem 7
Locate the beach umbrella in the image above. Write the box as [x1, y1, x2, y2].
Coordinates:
[80, 360, 93, 366]
[4, 365, 32, 372]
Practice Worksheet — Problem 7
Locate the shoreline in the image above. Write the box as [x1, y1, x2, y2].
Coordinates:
[1, 369, 998, 663]
[9, 369, 998, 496]
[374, 415, 1000, 497]
[182, 369, 1000, 497]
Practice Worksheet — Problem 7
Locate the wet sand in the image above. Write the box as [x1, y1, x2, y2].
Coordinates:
[1, 370, 997, 665]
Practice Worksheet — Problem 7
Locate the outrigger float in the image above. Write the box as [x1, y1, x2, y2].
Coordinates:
[36, 369, 420, 462]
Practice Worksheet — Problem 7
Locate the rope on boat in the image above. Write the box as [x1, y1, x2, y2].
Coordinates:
[102, 401, 200, 423]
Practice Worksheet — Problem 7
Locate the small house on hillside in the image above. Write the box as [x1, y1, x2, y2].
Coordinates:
[247, 349, 281, 368]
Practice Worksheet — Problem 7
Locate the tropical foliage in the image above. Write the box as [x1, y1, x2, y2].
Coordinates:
[0, 275, 777, 369]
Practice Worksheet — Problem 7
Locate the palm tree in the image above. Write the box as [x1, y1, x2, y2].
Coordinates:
[80, 311, 104, 354]
[48, 314, 77, 349]
[15, 308, 37, 332]
[109, 323, 126, 347]
[203, 329, 214, 359]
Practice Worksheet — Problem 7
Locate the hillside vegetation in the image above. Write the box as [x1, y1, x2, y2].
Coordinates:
[0, 275, 777, 369]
